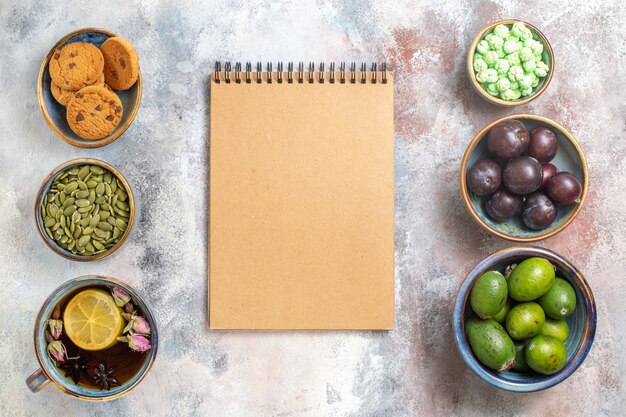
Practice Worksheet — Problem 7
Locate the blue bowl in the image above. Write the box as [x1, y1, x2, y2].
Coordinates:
[37, 28, 141, 148]
[460, 114, 588, 242]
[453, 246, 596, 392]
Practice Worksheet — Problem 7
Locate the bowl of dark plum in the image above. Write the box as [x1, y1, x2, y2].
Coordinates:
[460, 114, 588, 242]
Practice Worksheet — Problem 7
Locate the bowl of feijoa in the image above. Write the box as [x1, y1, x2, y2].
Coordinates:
[460, 114, 588, 242]
[453, 246, 596, 392]
[468, 19, 554, 106]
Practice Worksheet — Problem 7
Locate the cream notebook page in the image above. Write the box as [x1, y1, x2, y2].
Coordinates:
[209, 65, 394, 329]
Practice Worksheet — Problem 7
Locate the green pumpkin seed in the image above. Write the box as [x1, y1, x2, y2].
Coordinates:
[89, 214, 101, 228]
[60, 215, 66, 227]
[101, 203, 111, 211]
[59, 192, 66, 204]
[48, 204, 59, 216]
[45, 228, 53, 238]
[67, 240, 75, 251]
[96, 183, 105, 196]
[85, 242, 95, 252]
[64, 182, 78, 193]
[90, 165, 105, 174]
[44, 217, 56, 228]
[113, 227, 121, 239]
[110, 180, 118, 193]
[72, 211, 81, 223]
[63, 206, 76, 216]
[75, 190, 90, 199]
[99, 211, 110, 220]
[51, 222, 61, 231]
[61, 197, 74, 209]
[98, 222, 113, 231]
[77, 206, 91, 213]
[78, 235, 91, 246]
[64, 226, 72, 238]
[68, 168, 79, 175]
[93, 240, 104, 250]
[73, 226, 82, 239]
[75, 199, 90, 208]
[55, 209, 63, 221]
[86, 180, 97, 189]
[82, 226, 93, 235]
[56, 183, 66, 191]
[116, 188, 128, 202]
[95, 196, 106, 204]
[77, 180, 88, 191]
[77, 166, 89, 180]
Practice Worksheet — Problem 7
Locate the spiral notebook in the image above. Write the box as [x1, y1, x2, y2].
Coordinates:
[209, 62, 394, 330]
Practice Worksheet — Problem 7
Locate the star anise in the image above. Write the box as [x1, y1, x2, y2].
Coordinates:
[93, 362, 120, 391]
[59, 354, 90, 385]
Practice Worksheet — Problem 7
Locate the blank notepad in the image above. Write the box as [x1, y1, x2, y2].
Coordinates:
[209, 62, 394, 329]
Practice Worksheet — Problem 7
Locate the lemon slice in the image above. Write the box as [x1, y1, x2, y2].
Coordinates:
[63, 289, 125, 351]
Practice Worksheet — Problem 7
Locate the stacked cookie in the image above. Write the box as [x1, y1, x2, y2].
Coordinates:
[49, 37, 139, 140]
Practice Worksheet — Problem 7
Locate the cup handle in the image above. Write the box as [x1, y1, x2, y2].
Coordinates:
[26, 368, 50, 393]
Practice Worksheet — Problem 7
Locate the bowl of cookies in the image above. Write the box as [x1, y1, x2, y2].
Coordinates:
[37, 28, 141, 148]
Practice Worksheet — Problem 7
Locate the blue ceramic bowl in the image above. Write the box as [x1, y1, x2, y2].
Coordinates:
[453, 246, 596, 392]
[27, 275, 158, 401]
[460, 114, 588, 242]
[37, 28, 141, 148]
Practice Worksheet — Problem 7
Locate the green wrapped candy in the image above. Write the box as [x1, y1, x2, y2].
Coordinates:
[524, 38, 538, 49]
[523, 59, 537, 72]
[519, 27, 533, 42]
[535, 66, 548, 78]
[476, 70, 489, 83]
[485, 68, 499, 83]
[500, 89, 517, 101]
[508, 66, 524, 82]
[509, 81, 520, 90]
[488, 35, 504, 50]
[484, 51, 499, 66]
[519, 47, 534, 62]
[521, 86, 533, 97]
[531, 42, 544, 56]
[485, 83, 499, 96]
[529, 73, 540, 87]
[496, 78, 511, 92]
[506, 52, 521, 65]
[495, 47, 506, 58]
[503, 39, 520, 54]
[493, 24, 510, 38]
[518, 75, 533, 90]
[495, 59, 510, 75]
[477, 40, 490, 55]
[511, 21, 526, 38]
[474, 58, 488, 73]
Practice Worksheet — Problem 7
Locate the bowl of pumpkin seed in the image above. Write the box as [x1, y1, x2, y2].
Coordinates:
[35, 158, 135, 261]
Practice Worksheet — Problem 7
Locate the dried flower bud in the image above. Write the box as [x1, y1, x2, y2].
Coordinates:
[131, 316, 150, 335]
[128, 335, 151, 352]
[52, 304, 62, 320]
[125, 303, 135, 314]
[112, 287, 131, 307]
[47, 340, 66, 362]
[46, 319, 63, 340]
[122, 312, 133, 321]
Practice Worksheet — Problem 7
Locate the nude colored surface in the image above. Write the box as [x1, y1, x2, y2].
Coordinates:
[0, 0, 624, 415]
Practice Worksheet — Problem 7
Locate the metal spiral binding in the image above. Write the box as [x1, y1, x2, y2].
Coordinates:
[214, 61, 388, 84]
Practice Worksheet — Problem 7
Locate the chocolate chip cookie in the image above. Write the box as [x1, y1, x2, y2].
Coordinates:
[50, 72, 105, 106]
[100, 37, 140, 90]
[49, 42, 104, 90]
[66, 85, 123, 140]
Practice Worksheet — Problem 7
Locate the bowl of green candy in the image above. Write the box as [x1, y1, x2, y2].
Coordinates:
[468, 20, 554, 106]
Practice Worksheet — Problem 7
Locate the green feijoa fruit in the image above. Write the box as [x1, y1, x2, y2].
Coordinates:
[508, 257, 555, 301]
[470, 271, 508, 319]
[505, 302, 545, 340]
[538, 278, 576, 319]
[465, 319, 516, 371]
[512, 341, 529, 372]
[493, 298, 514, 324]
[525, 335, 567, 374]
[538, 317, 569, 342]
